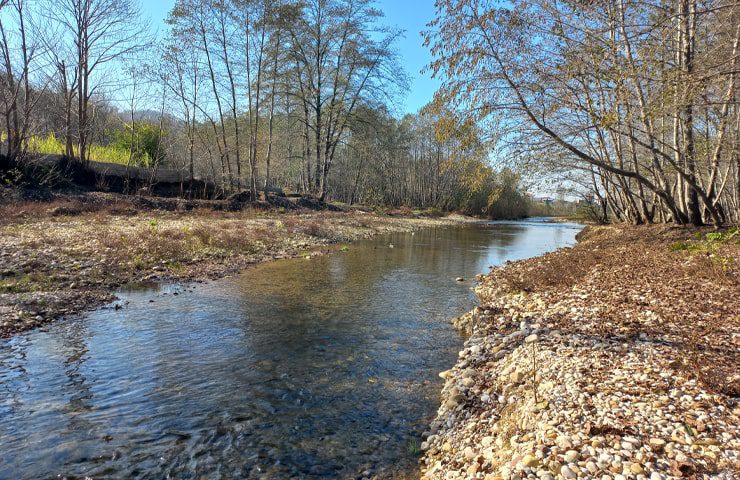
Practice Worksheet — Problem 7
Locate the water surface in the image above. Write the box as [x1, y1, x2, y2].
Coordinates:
[0, 220, 580, 479]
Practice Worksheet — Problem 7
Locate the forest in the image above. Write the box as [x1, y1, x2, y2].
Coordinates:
[426, 0, 739, 226]
[0, 0, 531, 219]
[2, 0, 738, 225]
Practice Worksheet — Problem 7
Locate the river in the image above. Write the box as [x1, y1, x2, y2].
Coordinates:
[0, 219, 581, 479]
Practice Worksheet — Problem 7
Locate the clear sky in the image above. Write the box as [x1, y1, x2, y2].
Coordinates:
[140, 0, 441, 115]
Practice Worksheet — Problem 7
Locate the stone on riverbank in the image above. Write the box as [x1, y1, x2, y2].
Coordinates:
[421, 225, 739, 480]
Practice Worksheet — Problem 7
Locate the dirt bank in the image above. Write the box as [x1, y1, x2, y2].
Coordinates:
[0, 191, 474, 337]
[421, 225, 739, 480]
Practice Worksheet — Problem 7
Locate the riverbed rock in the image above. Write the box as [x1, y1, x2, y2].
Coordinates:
[560, 465, 577, 479]
[524, 333, 539, 343]
[563, 450, 579, 463]
[509, 370, 525, 384]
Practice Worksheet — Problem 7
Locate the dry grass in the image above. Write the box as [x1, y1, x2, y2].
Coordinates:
[0, 201, 470, 336]
[81, 216, 279, 274]
[0, 198, 139, 225]
[0, 200, 77, 222]
[296, 217, 334, 238]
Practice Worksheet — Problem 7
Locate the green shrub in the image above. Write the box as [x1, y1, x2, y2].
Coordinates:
[704, 228, 738, 243]
[670, 241, 690, 252]
[706, 232, 724, 242]
[109, 122, 161, 166]
[407, 438, 422, 455]
[25, 133, 145, 166]
[671, 228, 739, 254]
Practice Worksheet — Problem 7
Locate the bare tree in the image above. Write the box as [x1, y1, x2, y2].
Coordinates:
[287, 0, 404, 200]
[43, 0, 149, 163]
[425, 0, 739, 225]
[1, 0, 38, 162]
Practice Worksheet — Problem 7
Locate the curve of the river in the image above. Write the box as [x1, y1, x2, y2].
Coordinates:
[0, 219, 581, 479]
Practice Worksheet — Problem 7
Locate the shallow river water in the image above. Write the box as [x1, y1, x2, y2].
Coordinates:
[0, 219, 580, 479]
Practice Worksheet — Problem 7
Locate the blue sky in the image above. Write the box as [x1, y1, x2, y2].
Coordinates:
[141, 0, 441, 115]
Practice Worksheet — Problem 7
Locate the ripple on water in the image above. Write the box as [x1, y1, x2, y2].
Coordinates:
[0, 221, 580, 479]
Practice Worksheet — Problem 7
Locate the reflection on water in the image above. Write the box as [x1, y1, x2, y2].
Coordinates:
[0, 220, 580, 479]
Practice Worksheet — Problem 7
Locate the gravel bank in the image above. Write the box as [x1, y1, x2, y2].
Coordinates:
[0, 194, 474, 337]
[421, 225, 739, 480]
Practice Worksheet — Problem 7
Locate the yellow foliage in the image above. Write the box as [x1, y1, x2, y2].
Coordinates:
[24, 133, 134, 165]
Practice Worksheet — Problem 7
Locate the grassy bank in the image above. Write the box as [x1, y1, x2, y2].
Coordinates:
[421, 225, 738, 480]
[0, 192, 474, 337]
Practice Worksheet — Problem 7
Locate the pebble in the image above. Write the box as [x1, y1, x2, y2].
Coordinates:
[524, 334, 539, 343]
[510, 370, 525, 384]
[563, 450, 579, 463]
[560, 465, 577, 479]
[418, 236, 740, 480]
[649, 438, 666, 449]
[463, 446, 475, 460]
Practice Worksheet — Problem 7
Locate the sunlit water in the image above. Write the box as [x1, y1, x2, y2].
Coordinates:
[1, 219, 580, 479]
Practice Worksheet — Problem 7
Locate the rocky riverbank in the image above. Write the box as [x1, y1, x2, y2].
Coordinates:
[0, 191, 474, 337]
[421, 225, 739, 480]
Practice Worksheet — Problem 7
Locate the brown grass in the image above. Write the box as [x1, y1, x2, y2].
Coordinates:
[0, 198, 140, 225]
[299, 217, 333, 238]
[91, 220, 272, 272]
[0, 200, 468, 337]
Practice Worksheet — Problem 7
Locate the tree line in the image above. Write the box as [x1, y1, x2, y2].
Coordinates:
[0, 0, 532, 218]
[426, 0, 739, 226]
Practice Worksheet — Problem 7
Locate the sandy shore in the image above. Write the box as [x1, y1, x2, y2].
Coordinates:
[0, 193, 474, 337]
[421, 225, 739, 480]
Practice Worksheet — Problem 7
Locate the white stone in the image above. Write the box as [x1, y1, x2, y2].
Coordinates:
[564, 450, 579, 463]
[556, 435, 573, 450]
[561, 465, 577, 479]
